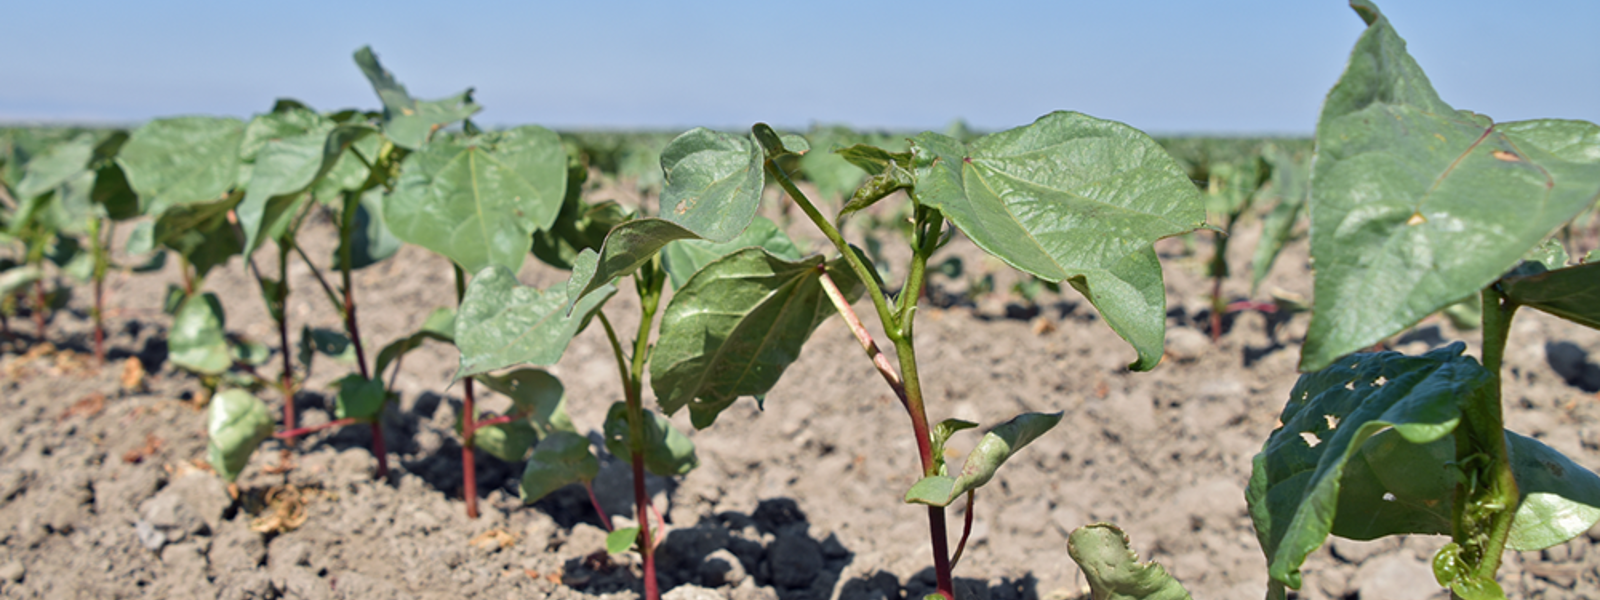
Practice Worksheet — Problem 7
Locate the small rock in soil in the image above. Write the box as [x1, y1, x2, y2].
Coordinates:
[1165, 328, 1210, 363]
[1354, 552, 1446, 600]
[664, 583, 725, 600]
[700, 548, 746, 587]
[765, 532, 823, 589]
[0, 561, 24, 583]
[731, 579, 779, 600]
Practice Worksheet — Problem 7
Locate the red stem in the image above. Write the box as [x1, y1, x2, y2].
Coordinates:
[275, 417, 362, 440]
[32, 279, 46, 340]
[468, 414, 514, 432]
[633, 451, 659, 600]
[951, 491, 974, 568]
[585, 481, 613, 532]
[462, 377, 479, 519]
[928, 507, 954, 599]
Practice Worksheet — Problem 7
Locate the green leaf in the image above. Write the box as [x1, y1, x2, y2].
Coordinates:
[455, 265, 615, 377]
[311, 126, 381, 205]
[520, 430, 600, 503]
[651, 249, 862, 429]
[1246, 343, 1488, 590]
[566, 219, 703, 304]
[659, 128, 764, 242]
[1499, 262, 1600, 331]
[333, 374, 386, 420]
[930, 419, 978, 477]
[118, 116, 245, 216]
[373, 307, 455, 378]
[1504, 430, 1600, 551]
[334, 189, 402, 270]
[0, 264, 43, 297]
[1301, 1, 1600, 371]
[206, 389, 274, 482]
[606, 527, 641, 555]
[148, 195, 243, 279]
[904, 412, 1063, 507]
[910, 112, 1205, 370]
[476, 368, 573, 436]
[603, 402, 698, 477]
[660, 216, 801, 288]
[299, 326, 356, 373]
[352, 46, 481, 150]
[230, 338, 271, 366]
[385, 126, 567, 273]
[1067, 523, 1192, 600]
[530, 164, 634, 270]
[169, 292, 231, 375]
[15, 132, 97, 200]
[235, 109, 336, 253]
[92, 163, 140, 221]
[472, 419, 539, 462]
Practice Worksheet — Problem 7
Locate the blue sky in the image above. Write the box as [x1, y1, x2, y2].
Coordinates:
[4, 1, 1596, 135]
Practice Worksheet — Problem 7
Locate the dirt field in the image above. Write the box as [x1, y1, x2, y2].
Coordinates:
[4, 183, 1600, 600]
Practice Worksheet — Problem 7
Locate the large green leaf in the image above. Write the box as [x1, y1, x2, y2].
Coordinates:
[1247, 343, 1488, 590]
[206, 389, 274, 482]
[1504, 431, 1600, 551]
[118, 116, 245, 216]
[910, 111, 1204, 370]
[1500, 262, 1600, 331]
[236, 109, 335, 253]
[14, 132, 97, 200]
[566, 219, 702, 304]
[603, 402, 698, 477]
[147, 196, 243, 279]
[1067, 523, 1192, 600]
[385, 126, 567, 273]
[520, 431, 600, 503]
[1301, 1, 1600, 371]
[352, 46, 481, 150]
[311, 126, 382, 205]
[169, 292, 231, 375]
[904, 412, 1063, 507]
[454, 265, 615, 377]
[650, 249, 861, 429]
[659, 128, 764, 242]
[660, 216, 801, 288]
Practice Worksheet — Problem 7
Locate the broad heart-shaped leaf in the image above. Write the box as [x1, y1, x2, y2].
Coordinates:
[14, 132, 97, 200]
[236, 110, 335, 253]
[1300, 2, 1600, 372]
[910, 112, 1204, 371]
[660, 216, 801, 288]
[520, 430, 600, 504]
[659, 128, 764, 242]
[476, 368, 574, 437]
[603, 402, 699, 477]
[650, 249, 863, 429]
[206, 389, 274, 482]
[373, 306, 455, 378]
[352, 46, 481, 150]
[170, 292, 231, 375]
[455, 265, 616, 377]
[904, 412, 1063, 507]
[1500, 262, 1600, 331]
[385, 126, 567, 274]
[1067, 523, 1192, 600]
[118, 116, 245, 216]
[333, 374, 386, 420]
[567, 219, 703, 304]
[1246, 343, 1489, 590]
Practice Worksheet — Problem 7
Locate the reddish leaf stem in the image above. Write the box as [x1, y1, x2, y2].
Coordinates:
[584, 481, 613, 532]
[633, 451, 658, 600]
[274, 417, 362, 440]
[951, 490, 975, 568]
[462, 377, 479, 519]
[817, 269, 907, 405]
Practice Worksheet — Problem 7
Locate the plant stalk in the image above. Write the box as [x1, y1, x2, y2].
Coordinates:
[626, 261, 665, 600]
[338, 192, 382, 479]
[275, 417, 363, 439]
[1449, 287, 1521, 594]
[584, 481, 613, 532]
[90, 218, 111, 365]
[453, 263, 479, 518]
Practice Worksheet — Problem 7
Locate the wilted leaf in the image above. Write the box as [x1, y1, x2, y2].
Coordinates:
[206, 389, 274, 482]
[170, 293, 230, 375]
[905, 412, 1062, 506]
[1068, 523, 1192, 600]
[352, 46, 481, 150]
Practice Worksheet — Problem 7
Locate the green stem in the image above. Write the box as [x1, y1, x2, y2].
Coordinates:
[1451, 286, 1521, 590]
[624, 260, 665, 600]
[765, 157, 901, 341]
[454, 263, 479, 518]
